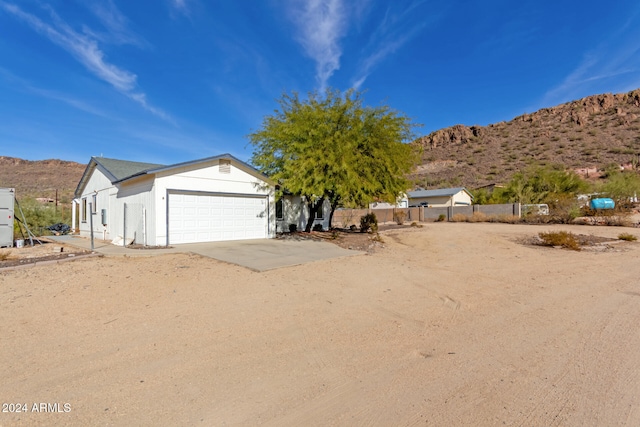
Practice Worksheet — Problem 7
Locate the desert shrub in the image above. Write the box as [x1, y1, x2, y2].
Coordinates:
[437, 214, 446, 222]
[360, 213, 378, 233]
[451, 213, 468, 222]
[547, 195, 584, 223]
[603, 216, 632, 227]
[488, 214, 521, 224]
[618, 232, 637, 241]
[538, 231, 581, 251]
[14, 197, 72, 237]
[0, 251, 11, 261]
[370, 233, 384, 243]
[468, 212, 488, 223]
[410, 222, 423, 228]
[394, 211, 407, 225]
[349, 224, 357, 231]
[598, 171, 640, 205]
[521, 214, 554, 224]
[288, 224, 297, 232]
[312, 223, 324, 231]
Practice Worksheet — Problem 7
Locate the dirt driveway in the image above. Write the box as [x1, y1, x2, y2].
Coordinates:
[1, 222, 640, 426]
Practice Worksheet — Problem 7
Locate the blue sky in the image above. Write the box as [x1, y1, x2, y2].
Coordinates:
[1, 0, 640, 165]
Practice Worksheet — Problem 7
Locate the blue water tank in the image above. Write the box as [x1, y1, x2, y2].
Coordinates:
[589, 198, 615, 210]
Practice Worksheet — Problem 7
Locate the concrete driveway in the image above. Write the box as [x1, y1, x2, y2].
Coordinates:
[49, 235, 363, 271]
[180, 238, 363, 271]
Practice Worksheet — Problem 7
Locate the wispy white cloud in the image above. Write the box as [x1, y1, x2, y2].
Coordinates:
[285, 0, 428, 91]
[540, 7, 640, 106]
[352, 2, 429, 90]
[0, 1, 172, 122]
[170, 0, 191, 17]
[352, 29, 419, 90]
[0, 66, 109, 117]
[129, 92, 176, 125]
[83, 0, 147, 47]
[287, 0, 348, 90]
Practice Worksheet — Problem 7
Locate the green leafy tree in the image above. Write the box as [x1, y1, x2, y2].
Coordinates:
[493, 165, 589, 204]
[249, 88, 419, 231]
[599, 171, 640, 204]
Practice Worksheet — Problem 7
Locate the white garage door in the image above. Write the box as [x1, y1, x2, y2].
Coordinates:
[168, 192, 268, 244]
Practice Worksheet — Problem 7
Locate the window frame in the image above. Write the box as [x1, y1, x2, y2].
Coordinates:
[81, 198, 87, 222]
[312, 199, 324, 220]
[275, 198, 284, 220]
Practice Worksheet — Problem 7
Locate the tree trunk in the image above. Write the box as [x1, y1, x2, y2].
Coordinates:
[328, 203, 337, 229]
[304, 200, 315, 232]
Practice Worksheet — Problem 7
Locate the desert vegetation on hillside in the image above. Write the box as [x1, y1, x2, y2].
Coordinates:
[412, 89, 640, 190]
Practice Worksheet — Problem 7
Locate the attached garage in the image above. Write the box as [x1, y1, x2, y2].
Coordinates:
[74, 154, 275, 246]
[168, 192, 268, 244]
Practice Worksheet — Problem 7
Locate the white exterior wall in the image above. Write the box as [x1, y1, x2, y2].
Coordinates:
[276, 195, 330, 232]
[410, 190, 472, 207]
[77, 159, 275, 246]
[77, 167, 115, 240]
[112, 175, 156, 245]
[451, 191, 473, 206]
[369, 199, 409, 209]
[153, 160, 274, 245]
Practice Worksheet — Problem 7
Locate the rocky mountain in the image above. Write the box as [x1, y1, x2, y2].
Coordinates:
[2, 89, 640, 203]
[412, 89, 640, 189]
[0, 156, 85, 202]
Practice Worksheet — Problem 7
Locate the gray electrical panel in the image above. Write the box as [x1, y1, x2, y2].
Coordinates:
[0, 188, 15, 248]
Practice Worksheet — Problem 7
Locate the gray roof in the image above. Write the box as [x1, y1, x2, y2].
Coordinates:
[407, 187, 471, 199]
[94, 157, 165, 182]
[139, 153, 267, 181]
[75, 154, 271, 198]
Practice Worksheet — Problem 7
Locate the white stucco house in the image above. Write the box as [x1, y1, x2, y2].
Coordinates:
[275, 194, 331, 233]
[73, 154, 276, 245]
[407, 187, 473, 207]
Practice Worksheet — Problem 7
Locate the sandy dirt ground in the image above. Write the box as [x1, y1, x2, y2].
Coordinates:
[1, 222, 640, 426]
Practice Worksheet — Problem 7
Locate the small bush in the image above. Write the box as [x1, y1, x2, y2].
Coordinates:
[288, 224, 297, 232]
[603, 216, 632, 227]
[370, 233, 384, 243]
[437, 214, 446, 222]
[618, 232, 637, 241]
[538, 231, 581, 251]
[313, 224, 323, 232]
[468, 212, 488, 223]
[349, 224, 357, 231]
[410, 222, 423, 228]
[360, 213, 378, 233]
[394, 211, 407, 225]
[0, 251, 11, 261]
[493, 214, 520, 224]
[451, 213, 468, 222]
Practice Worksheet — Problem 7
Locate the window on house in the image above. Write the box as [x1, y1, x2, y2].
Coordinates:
[81, 198, 87, 222]
[312, 199, 324, 220]
[219, 159, 231, 173]
[91, 194, 97, 213]
[276, 198, 284, 220]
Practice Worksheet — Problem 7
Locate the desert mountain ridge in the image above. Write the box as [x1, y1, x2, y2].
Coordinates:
[1, 88, 639, 202]
[0, 156, 86, 202]
[411, 88, 640, 189]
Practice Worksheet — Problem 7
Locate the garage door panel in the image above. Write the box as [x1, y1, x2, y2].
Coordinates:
[169, 193, 268, 244]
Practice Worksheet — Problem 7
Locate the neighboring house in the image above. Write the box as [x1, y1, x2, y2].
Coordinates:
[275, 194, 330, 232]
[407, 187, 473, 207]
[73, 154, 276, 245]
[369, 195, 408, 209]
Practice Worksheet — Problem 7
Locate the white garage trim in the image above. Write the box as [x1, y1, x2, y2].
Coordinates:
[167, 190, 269, 244]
